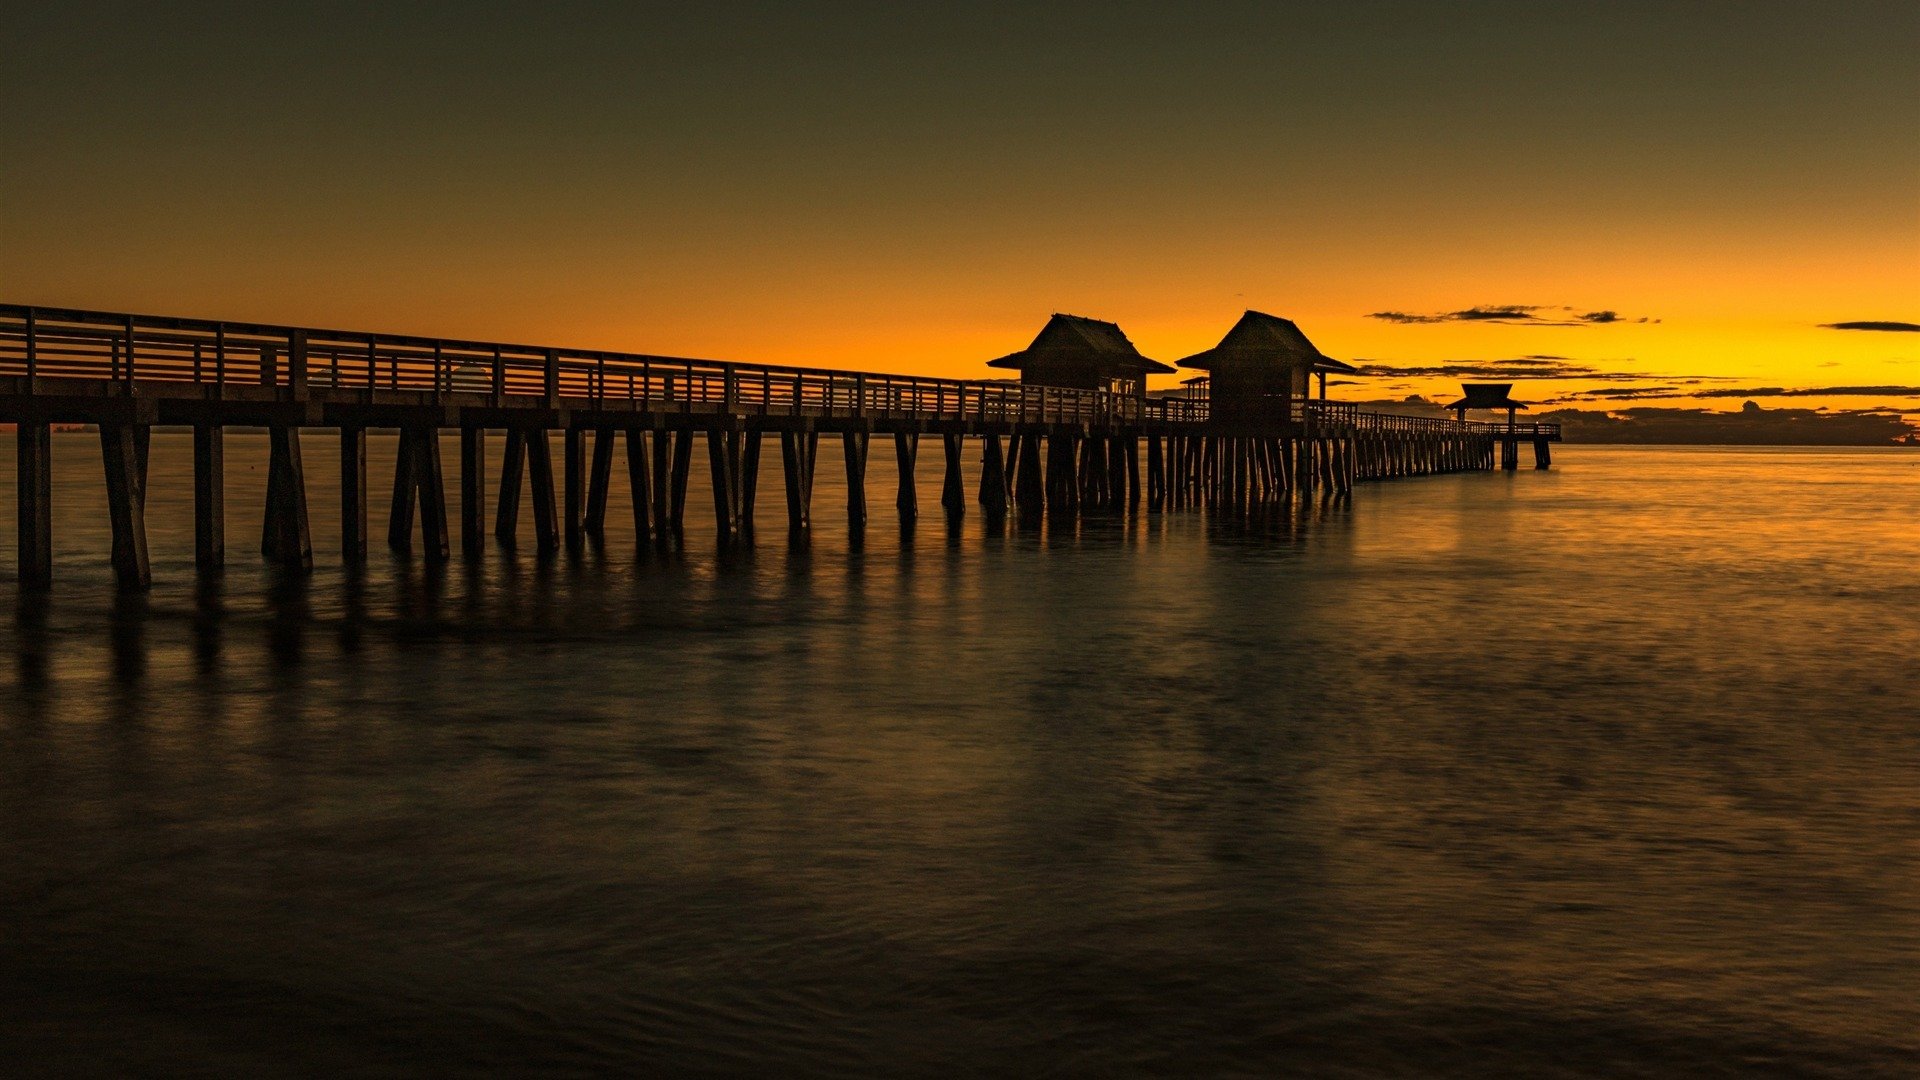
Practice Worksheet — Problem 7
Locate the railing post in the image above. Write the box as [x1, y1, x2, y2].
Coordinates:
[544, 349, 559, 407]
[122, 314, 136, 390]
[23, 308, 35, 389]
[597, 353, 608, 407]
[793, 373, 803, 416]
[288, 329, 308, 394]
[492, 346, 505, 406]
[854, 374, 866, 417]
[723, 363, 738, 411]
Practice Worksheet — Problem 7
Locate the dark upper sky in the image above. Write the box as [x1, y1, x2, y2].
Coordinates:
[5, 1, 1916, 402]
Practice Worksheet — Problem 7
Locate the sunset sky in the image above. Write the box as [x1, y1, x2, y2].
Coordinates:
[5, 2, 1915, 416]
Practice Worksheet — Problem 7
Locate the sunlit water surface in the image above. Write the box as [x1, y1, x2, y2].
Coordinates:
[1, 436, 1917, 1077]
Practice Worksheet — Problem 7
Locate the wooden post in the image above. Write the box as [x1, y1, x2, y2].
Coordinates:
[625, 428, 653, 545]
[739, 429, 762, 538]
[193, 422, 224, 569]
[843, 430, 869, 528]
[261, 424, 311, 572]
[940, 434, 965, 519]
[668, 430, 694, 529]
[16, 421, 52, 589]
[1534, 438, 1551, 469]
[708, 429, 739, 544]
[977, 434, 1007, 518]
[651, 429, 672, 534]
[1145, 433, 1163, 511]
[461, 426, 486, 557]
[415, 427, 451, 561]
[101, 423, 151, 590]
[389, 426, 419, 552]
[525, 430, 561, 556]
[584, 427, 615, 539]
[781, 430, 818, 532]
[894, 432, 918, 522]
[563, 428, 586, 550]
[1015, 431, 1044, 517]
[342, 425, 367, 563]
[495, 428, 526, 545]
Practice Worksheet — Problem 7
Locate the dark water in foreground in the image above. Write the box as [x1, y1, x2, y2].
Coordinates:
[1, 437, 1917, 1077]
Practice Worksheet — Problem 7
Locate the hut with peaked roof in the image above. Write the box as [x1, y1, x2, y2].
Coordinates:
[1174, 310, 1356, 427]
[986, 314, 1173, 401]
[1443, 383, 1528, 425]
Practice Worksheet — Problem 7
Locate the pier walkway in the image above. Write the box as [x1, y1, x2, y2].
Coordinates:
[2, 304, 1558, 590]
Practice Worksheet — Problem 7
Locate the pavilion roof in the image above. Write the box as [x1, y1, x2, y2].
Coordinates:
[1175, 310, 1357, 373]
[1443, 383, 1530, 411]
[986, 314, 1174, 375]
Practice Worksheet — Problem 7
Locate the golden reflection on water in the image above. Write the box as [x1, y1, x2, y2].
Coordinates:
[1, 438, 1918, 1075]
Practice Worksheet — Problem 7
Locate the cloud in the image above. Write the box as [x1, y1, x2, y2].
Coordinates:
[1548, 384, 1920, 404]
[1538, 404, 1916, 445]
[1820, 321, 1920, 332]
[1352, 355, 1725, 383]
[1368, 304, 1658, 326]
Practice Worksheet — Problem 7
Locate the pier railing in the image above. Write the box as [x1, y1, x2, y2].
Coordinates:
[0, 304, 1554, 438]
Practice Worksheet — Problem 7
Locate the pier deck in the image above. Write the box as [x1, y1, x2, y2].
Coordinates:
[2, 304, 1558, 590]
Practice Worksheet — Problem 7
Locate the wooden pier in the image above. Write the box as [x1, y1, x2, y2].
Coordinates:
[1, 304, 1559, 590]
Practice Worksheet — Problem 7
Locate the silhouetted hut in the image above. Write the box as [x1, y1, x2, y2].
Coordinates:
[986, 314, 1172, 400]
[1444, 383, 1528, 426]
[1174, 310, 1356, 427]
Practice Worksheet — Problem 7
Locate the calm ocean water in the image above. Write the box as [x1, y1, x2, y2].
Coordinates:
[1, 436, 1916, 1077]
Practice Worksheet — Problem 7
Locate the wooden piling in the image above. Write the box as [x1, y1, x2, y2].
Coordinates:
[525, 429, 561, 555]
[978, 433, 1008, 519]
[625, 428, 653, 544]
[193, 422, 224, 569]
[668, 430, 693, 529]
[843, 430, 870, 528]
[16, 421, 52, 588]
[495, 428, 525, 545]
[940, 434, 965, 519]
[101, 423, 151, 591]
[584, 427, 614, 540]
[563, 428, 586, 550]
[894, 432, 918, 522]
[739, 429, 762, 538]
[460, 427, 486, 557]
[708, 429, 740, 544]
[261, 424, 311, 573]
[781, 430, 818, 532]
[342, 425, 368, 563]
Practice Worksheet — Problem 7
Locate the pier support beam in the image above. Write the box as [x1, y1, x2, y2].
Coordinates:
[625, 428, 653, 545]
[16, 422, 52, 589]
[584, 427, 615, 542]
[388, 425, 449, 561]
[781, 430, 818, 533]
[1015, 432, 1044, 518]
[563, 428, 586, 551]
[894, 432, 918, 524]
[193, 423, 224, 569]
[102, 423, 151, 591]
[495, 428, 525, 545]
[940, 434, 965, 520]
[1534, 438, 1552, 469]
[843, 430, 870, 529]
[497, 428, 559, 555]
[261, 424, 311, 573]
[739, 429, 762, 539]
[342, 425, 367, 564]
[460, 427, 486, 558]
[977, 434, 1007, 519]
[708, 429, 741, 545]
[668, 430, 693, 531]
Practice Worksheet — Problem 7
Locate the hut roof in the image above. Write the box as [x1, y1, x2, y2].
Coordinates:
[1175, 310, 1357, 374]
[1443, 383, 1530, 411]
[986, 313, 1174, 375]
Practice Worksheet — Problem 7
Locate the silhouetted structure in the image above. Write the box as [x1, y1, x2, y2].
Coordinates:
[985, 314, 1172, 402]
[1174, 310, 1355, 428]
[0, 304, 1557, 591]
[1443, 383, 1548, 470]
